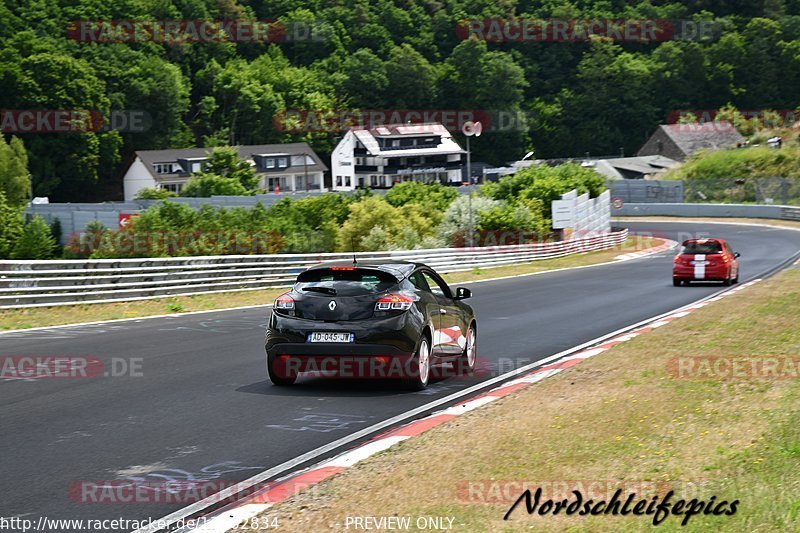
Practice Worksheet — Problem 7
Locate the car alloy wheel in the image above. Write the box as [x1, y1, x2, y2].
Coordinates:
[418, 338, 430, 385]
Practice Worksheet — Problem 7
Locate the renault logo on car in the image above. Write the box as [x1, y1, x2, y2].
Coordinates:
[328, 300, 337, 311]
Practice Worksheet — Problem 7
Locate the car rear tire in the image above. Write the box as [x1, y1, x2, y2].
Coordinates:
[673, 279, 681, 287]
[723, 276, 732, 286]
[267, 354, 298, 386]
[456, 325, 477, 374]
[405, 337, 431, 391]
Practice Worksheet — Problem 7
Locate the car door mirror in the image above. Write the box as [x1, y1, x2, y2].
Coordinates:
[454, 287, 471, 300]
[734, 252, 740, 258]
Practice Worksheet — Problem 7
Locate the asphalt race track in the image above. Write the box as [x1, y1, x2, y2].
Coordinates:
[2, 221, 799, 531]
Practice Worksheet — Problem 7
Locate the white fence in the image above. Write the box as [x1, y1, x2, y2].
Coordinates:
[0, 230, 627, 309]
[552, 190, 611, 235]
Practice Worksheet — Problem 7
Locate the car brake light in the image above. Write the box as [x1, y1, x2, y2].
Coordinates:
[375, 293, 413, 311]
[330, 266, 356, 271]
[275, 293, 295, 309]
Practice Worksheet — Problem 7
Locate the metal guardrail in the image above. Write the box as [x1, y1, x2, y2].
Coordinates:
[617, 202, 800, 220]
[0, 230, 628, 308]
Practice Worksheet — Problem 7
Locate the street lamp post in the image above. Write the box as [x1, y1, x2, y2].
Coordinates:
[462, 121, 482, 248]
[466, 134, 473, 248]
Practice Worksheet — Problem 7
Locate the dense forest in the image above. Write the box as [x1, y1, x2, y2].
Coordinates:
[1, 0, 799, 202]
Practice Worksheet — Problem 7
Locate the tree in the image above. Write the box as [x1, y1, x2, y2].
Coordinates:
[197, 146, 258, 189]
[0, 192, 24, 258]
[384, 44, 439, 108]
[0, 135, 30, 206]
[181, 175, 250, 197]
[10, 52, 111, 200]
[341, 49, 388, 108]
[385, 181, 458, 211]
[11, 215, 55, 259]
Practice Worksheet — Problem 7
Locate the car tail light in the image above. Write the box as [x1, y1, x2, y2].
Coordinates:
[674, 255, 690, 266]
[375, 293, 413, 312]
[274, 293, 295, 316]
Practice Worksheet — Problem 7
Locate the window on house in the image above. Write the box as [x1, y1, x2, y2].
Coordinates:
[336, 176, 343, 187]
[266, 158, 275, 168]
[345, 176, 351, 187]
[278, 157, 288, 167]
[160, 183, 183, 193]
[154, 163, 174, 174]
[391, 140, 400, 147]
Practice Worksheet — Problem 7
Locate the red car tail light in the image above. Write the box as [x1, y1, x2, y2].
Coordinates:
[674, 255, 691, 266]
[375, 293, 413, 312]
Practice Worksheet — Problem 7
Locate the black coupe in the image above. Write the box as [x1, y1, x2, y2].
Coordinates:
[265, 260, 477, 390]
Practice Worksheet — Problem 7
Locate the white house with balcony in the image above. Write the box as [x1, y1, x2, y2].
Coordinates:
[122, 143, 327, 200]
[330, 123, 464, 190]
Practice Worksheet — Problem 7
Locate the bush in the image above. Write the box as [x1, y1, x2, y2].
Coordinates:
[437, 195, 501, 245]
[664, 145, 800, 204]
[482, 163, 606, 218]
[135, 187, 176, 199]
[336, 196, 436, 251]
[11, 216, 55, 259]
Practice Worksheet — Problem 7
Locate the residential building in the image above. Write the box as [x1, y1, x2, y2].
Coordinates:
[637, 122, 745, 161]
[330, 123, 464, 190]
[123, 143, 327, 201]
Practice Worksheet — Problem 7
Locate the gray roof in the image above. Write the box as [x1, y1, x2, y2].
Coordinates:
[588, 155, 680, 180]
[135, 143, 327, 178]
[658, 123, 744, 155]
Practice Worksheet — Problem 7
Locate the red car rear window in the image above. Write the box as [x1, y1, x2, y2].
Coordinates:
[681, 241, 723, 254]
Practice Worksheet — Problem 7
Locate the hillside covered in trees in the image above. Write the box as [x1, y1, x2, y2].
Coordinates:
[1, 0, 799, 201]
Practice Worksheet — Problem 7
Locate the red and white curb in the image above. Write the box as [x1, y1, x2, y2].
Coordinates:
[189, 278, 761, 533]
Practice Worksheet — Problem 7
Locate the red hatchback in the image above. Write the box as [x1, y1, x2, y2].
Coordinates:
[673, 238, 740, 286]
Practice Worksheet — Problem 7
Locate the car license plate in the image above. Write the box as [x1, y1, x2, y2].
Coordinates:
[691, 260, 708, 265]
[307, 332, 354, 343]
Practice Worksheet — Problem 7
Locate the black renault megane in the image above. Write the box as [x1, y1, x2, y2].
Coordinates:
[265, 260, 477, 390]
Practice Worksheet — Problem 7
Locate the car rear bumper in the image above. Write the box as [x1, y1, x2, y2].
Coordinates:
[673, 264, 730, 281]
[266, 311, 421, 358]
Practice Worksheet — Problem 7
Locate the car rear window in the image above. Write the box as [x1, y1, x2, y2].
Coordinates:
[295, 268, 398, 296]
[681, 241, 723, 254]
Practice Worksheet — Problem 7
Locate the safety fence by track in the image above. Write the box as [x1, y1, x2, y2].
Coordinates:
[0, 230, 627, 309]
